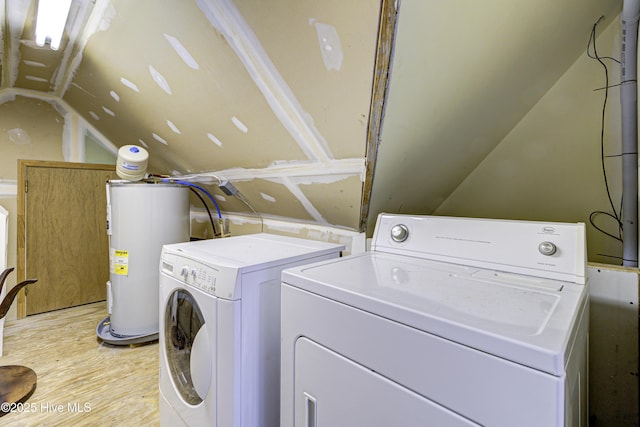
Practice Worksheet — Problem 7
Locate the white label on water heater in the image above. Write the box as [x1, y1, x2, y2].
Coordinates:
[111, 248, 129, 276]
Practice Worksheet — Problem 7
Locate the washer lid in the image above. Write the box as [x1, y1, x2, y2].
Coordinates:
[282, 252, 588, 376]
[163, 233, 343, 271]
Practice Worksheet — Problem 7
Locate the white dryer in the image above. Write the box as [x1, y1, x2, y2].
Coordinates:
[281, 214, 589, 427]
[159, 233, 343, 427]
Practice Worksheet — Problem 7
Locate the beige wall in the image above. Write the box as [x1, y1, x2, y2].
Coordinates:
[368, 0, 623, 265]
[0, 95, 67, 319]
[435, 17, 623, 264]
[0, 96, 65, 177]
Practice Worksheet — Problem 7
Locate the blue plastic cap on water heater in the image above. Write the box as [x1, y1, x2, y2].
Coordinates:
[116, 145, 149, 181]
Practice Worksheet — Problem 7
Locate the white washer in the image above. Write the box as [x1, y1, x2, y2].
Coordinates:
[281, 213, 589, 427]
[159, 233, 344, 427]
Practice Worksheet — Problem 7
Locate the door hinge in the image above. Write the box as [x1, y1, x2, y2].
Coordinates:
[24, 180, 28, 193]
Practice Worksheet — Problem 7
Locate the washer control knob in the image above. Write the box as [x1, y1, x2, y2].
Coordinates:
[538, 241, 557, 256]
[180, 266, 189, 278]
[391, 224, 409, 242]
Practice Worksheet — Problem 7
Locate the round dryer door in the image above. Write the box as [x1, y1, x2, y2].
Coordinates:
[164, 289, 212, 405]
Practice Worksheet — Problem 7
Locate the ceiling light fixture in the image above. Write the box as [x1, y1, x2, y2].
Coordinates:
[35, 0, 73, 50]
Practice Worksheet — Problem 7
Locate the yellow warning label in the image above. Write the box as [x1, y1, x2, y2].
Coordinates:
[111, 249, 129, 276]
[114, 264, 128, 275]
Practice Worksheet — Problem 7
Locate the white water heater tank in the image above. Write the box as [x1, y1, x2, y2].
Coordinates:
[106, 181, 190, 338]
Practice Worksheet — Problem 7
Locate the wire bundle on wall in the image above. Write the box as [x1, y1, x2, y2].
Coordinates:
[586, 16, 639, 264]
[587, 17, 623, 251]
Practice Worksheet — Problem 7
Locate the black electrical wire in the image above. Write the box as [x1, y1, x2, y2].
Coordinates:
[162, 179, 222, 218]
[589, 211, 623, 242]
[596, 253, 624, 261]
[587, 17, 620, 64]
[587, 17, 624, 248]
[592, 79, 637, 91]
[188, 188, 219, 237]
[147, 174, 220, 238]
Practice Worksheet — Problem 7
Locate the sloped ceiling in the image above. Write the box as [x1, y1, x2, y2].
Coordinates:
[0, 0, 380, 231]
[367, 0, 623, 233]
[0, 0, 628, 237]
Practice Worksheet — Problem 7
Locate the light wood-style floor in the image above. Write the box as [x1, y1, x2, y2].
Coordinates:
[0, 301, 159, 426]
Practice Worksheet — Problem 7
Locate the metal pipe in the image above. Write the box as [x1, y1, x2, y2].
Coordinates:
[621, 0, 640, 266]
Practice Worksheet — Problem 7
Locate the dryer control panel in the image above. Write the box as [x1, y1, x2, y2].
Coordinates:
[372, 213, 587, 284]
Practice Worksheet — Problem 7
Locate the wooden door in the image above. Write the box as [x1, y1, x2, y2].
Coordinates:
[17, 161, 117, 317]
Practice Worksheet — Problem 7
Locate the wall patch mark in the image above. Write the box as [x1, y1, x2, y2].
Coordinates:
[232, 116, 248, 133]
[25, 75, 48, 82]
[207, 132, 223, 147]
[152, 133, 168, 145]
[310, 20, 343, 71]
[164, 34, 199, 70]
[260, 192, 276, 203]
[7, 128, 30, 145]
[120, 77, 139, 93]
[167, 120, 181, 134]
[23, 60, 46, 68]
[149, 65, 172, 95]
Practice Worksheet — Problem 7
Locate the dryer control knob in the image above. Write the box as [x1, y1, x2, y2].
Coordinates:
[538, 241, 557, 256]
[391, 224, 409, 242]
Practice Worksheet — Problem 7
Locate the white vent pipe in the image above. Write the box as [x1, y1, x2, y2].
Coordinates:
[621, 0, 640, 267]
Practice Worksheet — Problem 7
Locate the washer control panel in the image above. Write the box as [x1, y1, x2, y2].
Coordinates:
[161, 254, 219, 296]
[178, 263, 217, 294]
